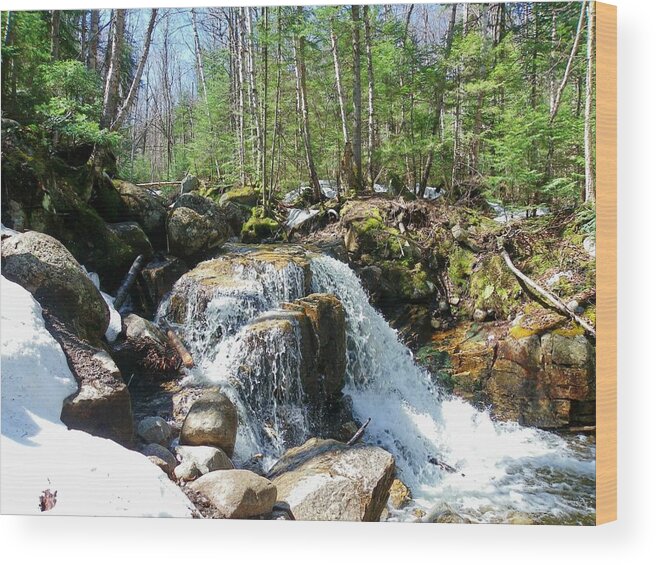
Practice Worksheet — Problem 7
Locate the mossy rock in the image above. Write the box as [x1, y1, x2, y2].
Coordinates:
[378, 260, 434, 302]
[509, 307, 566, 339]
[219, 186, 260, 208]
[241, 207, 282, 243]
[469, 255, 522, 319]
[448, 246, 476, 292]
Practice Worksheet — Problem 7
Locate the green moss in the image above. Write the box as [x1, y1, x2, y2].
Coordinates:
[553, 324, 586, 337]
[448, 246, 476, 291]
[219, 185, 260, 208]
[352, 209, 384, 235]
[379, 260, 434, 301]
[241, 206, 281, 243]
[469, 255, 522, 319]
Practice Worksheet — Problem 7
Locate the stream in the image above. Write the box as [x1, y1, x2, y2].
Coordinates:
[154, 248, 595, 524]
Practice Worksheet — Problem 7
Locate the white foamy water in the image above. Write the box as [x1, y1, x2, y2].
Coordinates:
[166, 250, 595, 523]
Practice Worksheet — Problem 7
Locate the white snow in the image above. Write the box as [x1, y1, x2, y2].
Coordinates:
[0, 276, 195, 517]
[286, 208, 320, 229]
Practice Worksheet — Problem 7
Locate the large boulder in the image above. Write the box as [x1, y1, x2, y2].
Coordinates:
[165, 245, 312, 326]
[186, 469, 277, 519]
[1, 231, 109, 343]
[219, 186, 259, 208]
[268, 438, 395, 522]
[113, 180, 168, 247]
[46, 317, 133, 445]
[137, 416, 172, 446]
[107, 221, 154, 259]
[167, 193, 231, 262]
[179, 390, 238, 457]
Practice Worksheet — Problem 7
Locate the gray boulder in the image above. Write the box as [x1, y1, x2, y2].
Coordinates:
[137, 416, 172, 446]
[187, 470, 277, 519]
[167, 193, 231, 262]
[179, 391, 238, 457]
[269, 438, 395, 522]
[181, 174, 200, 194]
[1, 231, 109, 343]
[140, 254, 188, 306]
[113, 180, 167, 247]
[142, 443, 178, 473]
[107, 221, 154, 259]
[175, 445, 234, 474]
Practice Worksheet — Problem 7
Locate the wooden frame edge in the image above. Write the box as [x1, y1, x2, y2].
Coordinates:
[595, 1, 617, 526]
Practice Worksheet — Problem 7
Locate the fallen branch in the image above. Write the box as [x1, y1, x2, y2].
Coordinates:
[135, 181, 180, 187]
[500, 247, 596, 338]
[163, 323, 194, 369]
[346, 417, 371, 446]
[113, 254, 146, 310]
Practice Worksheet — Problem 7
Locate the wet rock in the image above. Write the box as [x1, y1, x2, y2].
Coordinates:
[175, 445, 234, 474]
[166, 245, 312, 325]
[180, 391, 238, 457]
[187, 469, 277, 519]
[140, 254, 188, 306]
[269, 438, 395, 522]
[167, 193, 231, 262]
[148, 456, 175, 477]
[389, 478, 411, 509]
[113, 180, 168, 247]
[107, 221, 154, 259]
[283, 293, 347, 397]
[137, 416, 172, 446]
[1, 231, 109, 343]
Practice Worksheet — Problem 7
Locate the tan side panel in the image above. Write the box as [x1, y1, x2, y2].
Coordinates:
[595, 1, 617, 526]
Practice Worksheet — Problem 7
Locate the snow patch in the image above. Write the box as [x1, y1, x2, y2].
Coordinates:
[0, 276, 194, 517]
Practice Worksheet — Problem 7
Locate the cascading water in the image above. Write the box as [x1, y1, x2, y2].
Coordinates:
[164, 250, 595, 524]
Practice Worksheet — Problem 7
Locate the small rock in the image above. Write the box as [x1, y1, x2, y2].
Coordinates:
[451, 223, 469, 243]
[438, 300, 450, 313]
[507, 512, 535, 525]
[137, 416, 171, 446]
[187, 470, 277, 519]
[181, 174, 200, 194]
[473, 308, 487, 322]
[389, 478, 411, 509]
[174, 460, 202, 482]
[430, 318, 443, 330]
[449, 295, 460, 306]
[583, 236, 596, 257]
[142, 443, 177, 472]
[180, 391, 239, 457]
[175, 445, 234, 474]
[566, 300, 580, 312]
[148, 456, 175, 477]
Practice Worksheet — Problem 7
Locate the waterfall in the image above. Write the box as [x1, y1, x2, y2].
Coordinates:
[310, 255, 595, 522]
[167, 251, 595, 523]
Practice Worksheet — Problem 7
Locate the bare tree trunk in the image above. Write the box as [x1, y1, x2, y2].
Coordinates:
[549, 1, 587, 123]
[88, 10, 99, 71]
[244, 7, 263, 184]
[112, 9, 158, 131]
[293, 6, 321, 200]
[236, 9, 247, 185]
[584, 1, 596, 202]
[364, 5, 375, 190]
[262, 7, 269, 208]
[351, 5, 363, 191]
[101, 9, 126, 129]
[269, 7, 283, 204]
[80, 11, 87, 63]
[420, 3, 457, 192]
[190, 8, 221, 180]
[330, 17, 350, 148]
[50, 11, 61, 60]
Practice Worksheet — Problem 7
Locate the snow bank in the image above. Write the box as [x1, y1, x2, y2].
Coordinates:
[1, 276, 194, 517]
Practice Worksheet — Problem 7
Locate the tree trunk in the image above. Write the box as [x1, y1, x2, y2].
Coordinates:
[351, 5, 363, 191]
[419, 3, 457, 192]
[364, 5, 375, 190]
[244, 7, 264, 184]
[112, 9, 158, 131]
[88, 10, 99, 71]
[269, 7, 283, 205]
[293, 6, 321, 200]
[584, 1, 596, 202]
[50, 11, 61, 60]
[330, 17, 350, 147]
[549, 1, 587, 123]
[101, 9, 126, 129]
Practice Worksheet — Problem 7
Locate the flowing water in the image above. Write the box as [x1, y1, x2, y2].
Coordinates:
[163, 250, 595, 524]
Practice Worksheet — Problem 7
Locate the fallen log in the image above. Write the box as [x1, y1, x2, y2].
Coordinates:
[499, 247, 596, 338]
[135, 181, 180, 187]
[164, 324, 194, 369]
[113, 254, 146, 310]
[346, 417, 371, 446]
